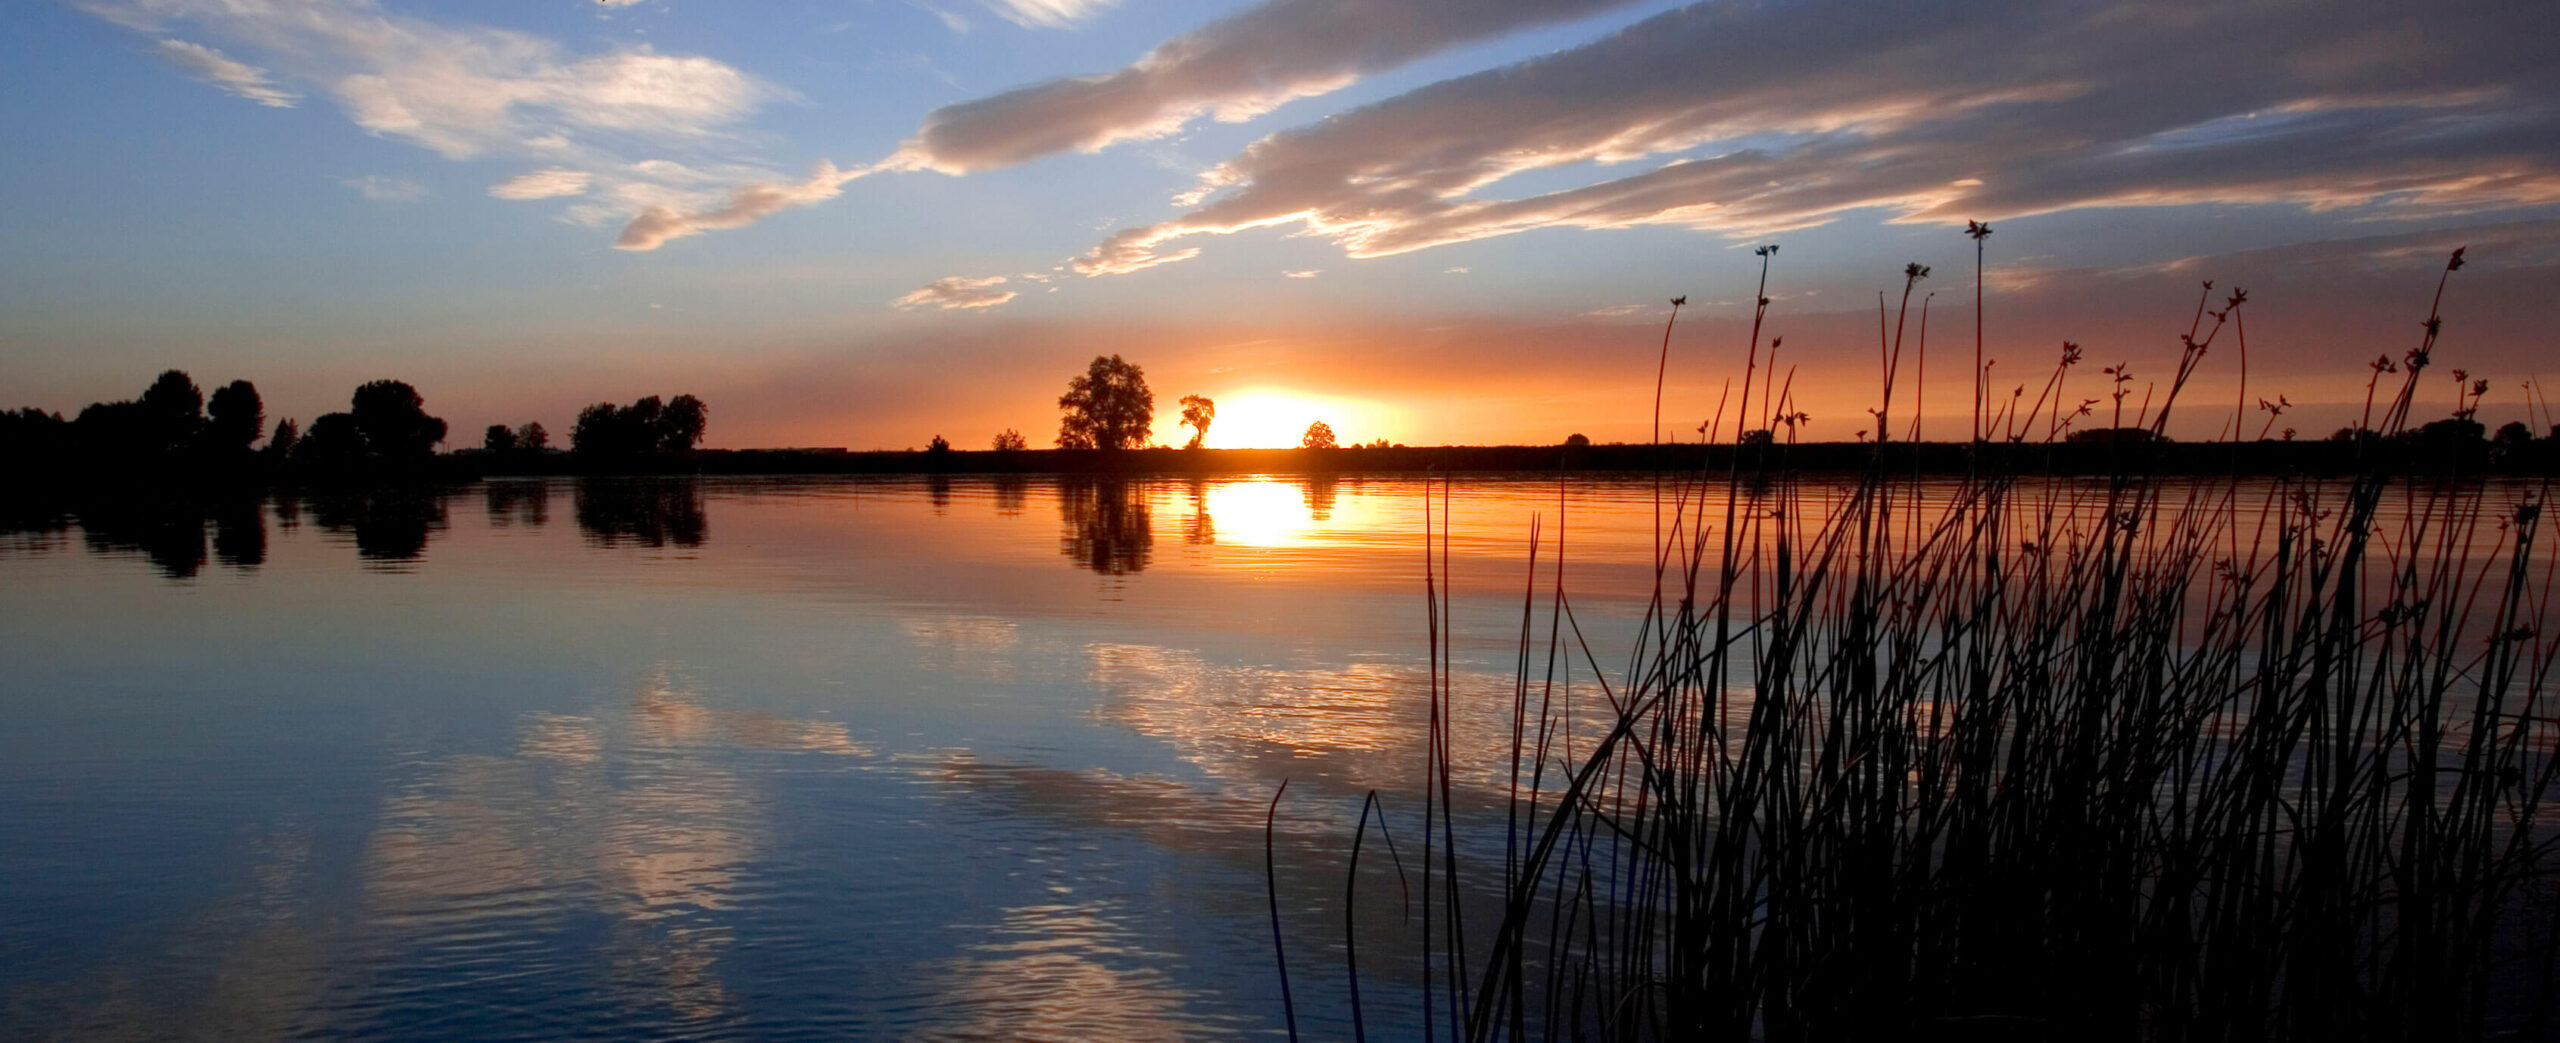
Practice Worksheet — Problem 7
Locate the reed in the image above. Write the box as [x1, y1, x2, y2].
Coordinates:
[1318, 246, 2560, 1040]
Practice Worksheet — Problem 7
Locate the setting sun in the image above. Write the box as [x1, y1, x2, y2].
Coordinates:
[1190, 389, 1401, 449]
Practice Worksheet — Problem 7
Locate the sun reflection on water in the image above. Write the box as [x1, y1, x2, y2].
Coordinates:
[1200, 480, 1312, 547]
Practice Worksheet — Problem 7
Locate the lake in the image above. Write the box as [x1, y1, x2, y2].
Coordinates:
[5, 472, 2551, 1040]
[0, 474, 1705, 1040]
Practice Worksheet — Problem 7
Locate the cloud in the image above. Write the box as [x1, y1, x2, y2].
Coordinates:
[341, 174, 427, 202]
[1071, 0, 2560, 275]
[615, 163, 866, 250]
[893, 275, 1019, 310]
[979, 0, 1115, 30]
[1282, 268, 1321, 279]
[153, 38, 297, 107]
[488, 168, 592, 200]
[890, 0, 1648, 174]
[1581, 302, 1657, 321]
[86, 0, 801, 246]
[90, 0, 780, 159]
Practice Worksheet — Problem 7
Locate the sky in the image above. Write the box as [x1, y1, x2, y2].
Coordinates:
[4, 0, 2558, 449]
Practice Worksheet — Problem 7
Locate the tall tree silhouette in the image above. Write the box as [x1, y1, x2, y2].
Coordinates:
[1300, 420, 1336, 449]
[204, 380, 263, 452]
[139, 369, 204, 451]
[1056, 355, 1153, 450]
[349, 380, 447, 457]
[573, 395, 709, 457]
[1179, 394, 1215, 449]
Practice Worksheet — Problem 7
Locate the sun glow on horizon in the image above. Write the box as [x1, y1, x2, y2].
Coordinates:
[1186, 389, 1402, 449]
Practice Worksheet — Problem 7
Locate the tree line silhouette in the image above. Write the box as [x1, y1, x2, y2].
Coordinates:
[2, 370, 718, 485]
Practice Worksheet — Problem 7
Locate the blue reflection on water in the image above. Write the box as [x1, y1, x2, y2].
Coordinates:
[2, 476, 1662, 1039]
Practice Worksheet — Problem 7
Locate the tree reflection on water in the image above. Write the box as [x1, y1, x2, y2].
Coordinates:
[1059, 478, 1152, 575]
[574, 478, 707, 549]
[306, 487, 450, 565]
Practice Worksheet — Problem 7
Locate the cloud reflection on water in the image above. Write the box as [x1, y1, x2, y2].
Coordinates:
[363, 667, 862, 1026]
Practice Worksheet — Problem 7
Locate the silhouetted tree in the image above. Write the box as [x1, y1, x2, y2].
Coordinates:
[661, 395, 708, 453]
[514, 421, 550, 451]
[349, 380, 447, 457]
[2492, 421, 2535, 455]
[73, 400, 156, 459]
[1057, 355, 1152, 450]
[992, 428, 1028, 452]
[1564, 433, 1591, 447]
[484, 424, 518, 453]
[0, 407, 70, 461]
[572, 395, 708, 457]
[1301, 421, 1336, 449]
[264, 418, 299, 459]
[1179, 394, 1215, 449]
[2412, 417, 2486, 446]
[295, 412, 367, 461]
[2065, 427, 2164, 445]
[204, 380, 262, 452]
[139, 369, 204, 451]
[927, 434, 951, 453]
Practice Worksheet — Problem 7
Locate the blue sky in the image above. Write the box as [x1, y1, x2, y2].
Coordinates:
[5, 0, 2557, 447]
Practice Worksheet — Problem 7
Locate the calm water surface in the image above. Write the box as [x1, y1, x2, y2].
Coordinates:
[4, 473, 2546, 1039]
[0, 475, 1678, 1040]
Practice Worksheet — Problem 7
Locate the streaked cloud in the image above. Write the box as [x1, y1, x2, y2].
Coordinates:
[615, 163, 866, 251]
[153, 38, 297, 107]
[1073, 0, 2560, 275]
[488, 168, 592, 200]
[890, 0, 1648, 175]
[893, 274, 1018, 310]
[1281, 269, 1320, 279]
[341, 174, 427, 202]
[979, 0, 1115, 30]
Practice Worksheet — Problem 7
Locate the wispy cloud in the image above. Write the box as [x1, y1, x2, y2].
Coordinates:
[889, 0, 1647, 175]
[488, 168, 592, 200]
[86, 0, 800, 244]
[978, 0, 1114, 30]
[894, 275, 1019, 310]
[1072, 0, 2560, 276]
[153, 38, 296, 107]
[1282, 269, 1321, 278]
[341, 174, 427, 202]
[615, 163, 868, 251]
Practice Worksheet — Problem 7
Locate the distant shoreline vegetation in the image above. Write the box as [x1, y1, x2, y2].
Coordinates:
[7, 379, 2556, 488]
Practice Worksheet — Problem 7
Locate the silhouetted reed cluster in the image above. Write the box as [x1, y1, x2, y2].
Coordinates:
[1332, 249, 2559, 1040]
